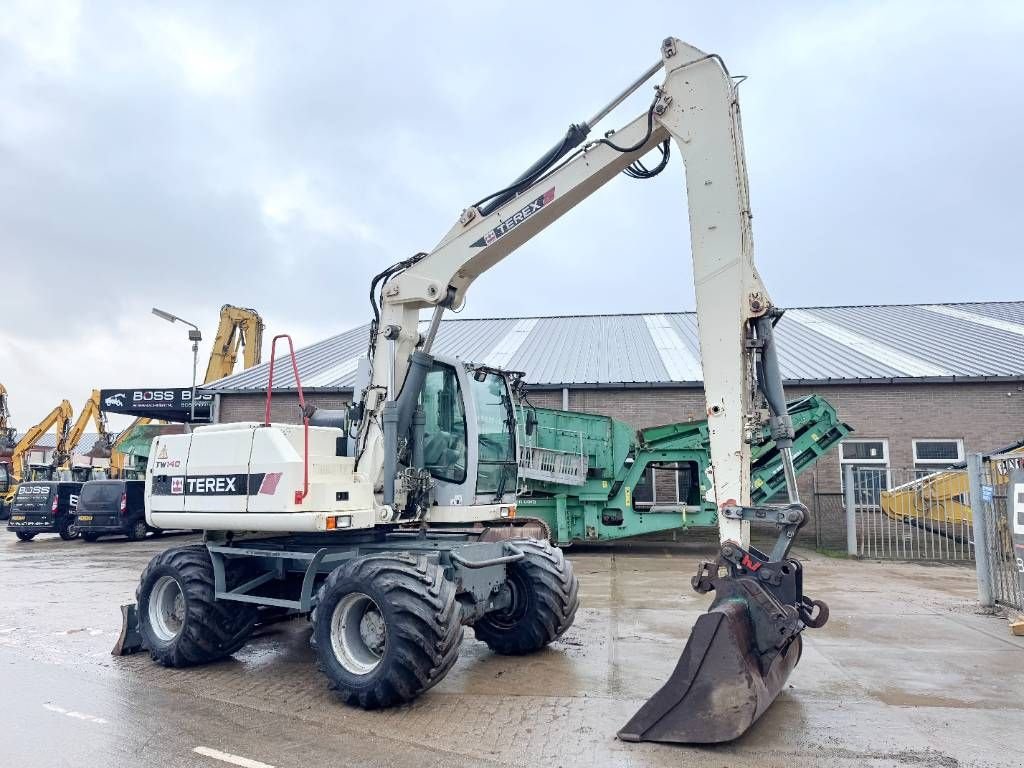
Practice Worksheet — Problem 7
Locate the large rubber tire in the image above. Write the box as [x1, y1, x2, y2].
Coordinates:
[473, 539, 579, 655]
[127, 520, 148, 542]
[15, 531, 35, 542]
[311, 554, 462, 709]
[59, 519, 78, 541]
[137, 545, 257, 667]
[82, 532, 100, 543]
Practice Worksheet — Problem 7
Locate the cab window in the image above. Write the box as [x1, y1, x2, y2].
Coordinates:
[422, 363, 467, 484]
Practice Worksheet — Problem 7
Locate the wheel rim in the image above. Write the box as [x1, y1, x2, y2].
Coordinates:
[330, 592, 386, 675]
[486, 569, 528, 629]
[149, 575, 186, 643]
[133, 522, 146, 539]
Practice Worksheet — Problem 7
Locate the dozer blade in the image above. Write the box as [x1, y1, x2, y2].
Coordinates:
[618, 601, 801, 744]
[111, 603, 146, 656]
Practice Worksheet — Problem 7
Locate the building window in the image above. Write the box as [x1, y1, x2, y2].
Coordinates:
[912, 439, 963, 474]
[839, 439, 889, 504]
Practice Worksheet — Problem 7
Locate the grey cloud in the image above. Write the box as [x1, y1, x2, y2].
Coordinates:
[1, 1, 1022, 424]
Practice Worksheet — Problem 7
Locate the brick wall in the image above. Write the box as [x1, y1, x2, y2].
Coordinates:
[218, 393, 352, 424]
[217, 380, 1024, 548]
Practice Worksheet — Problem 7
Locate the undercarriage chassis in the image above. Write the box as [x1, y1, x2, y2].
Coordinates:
[115, 529, 580, 710]
[206, 529, 525, 622]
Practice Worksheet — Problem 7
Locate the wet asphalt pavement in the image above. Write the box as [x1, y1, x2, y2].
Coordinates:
[1, 530, 1022, 767]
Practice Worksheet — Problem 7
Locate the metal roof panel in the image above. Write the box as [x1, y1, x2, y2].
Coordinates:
[204, 301, 1024, 391]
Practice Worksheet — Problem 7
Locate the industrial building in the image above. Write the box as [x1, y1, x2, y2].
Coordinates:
[204, 301, 1024, 548]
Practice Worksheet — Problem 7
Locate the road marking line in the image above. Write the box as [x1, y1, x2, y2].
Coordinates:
[42, 703, 108, 724]
[193, 746, 277, 768]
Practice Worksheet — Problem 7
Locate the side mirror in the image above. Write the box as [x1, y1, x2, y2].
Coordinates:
[525, 410, 537, 436]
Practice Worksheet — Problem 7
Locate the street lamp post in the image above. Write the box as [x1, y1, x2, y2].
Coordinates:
[152, 308, 203, 423]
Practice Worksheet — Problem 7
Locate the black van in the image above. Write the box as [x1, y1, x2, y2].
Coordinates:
[7, 481, 83, 541]
[76, 480, 156, 541]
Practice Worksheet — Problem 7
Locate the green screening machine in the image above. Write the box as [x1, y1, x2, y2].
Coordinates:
[514, 395, 851, 545]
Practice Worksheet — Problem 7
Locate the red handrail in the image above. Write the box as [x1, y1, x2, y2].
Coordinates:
[265, 334, 309, 505]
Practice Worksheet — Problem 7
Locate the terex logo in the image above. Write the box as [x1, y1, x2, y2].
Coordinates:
[187, 476, 238, 494]
[154, 472, 278, 498]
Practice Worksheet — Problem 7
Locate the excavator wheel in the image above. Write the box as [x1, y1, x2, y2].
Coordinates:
[136, 545, 258, 667]
[311, 553, 462, 709]
[472, 539, 579, 655]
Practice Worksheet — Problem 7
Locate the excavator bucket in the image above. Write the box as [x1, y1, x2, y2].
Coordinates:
[618, 600, 801, 744]
[0, 430, 15, 459]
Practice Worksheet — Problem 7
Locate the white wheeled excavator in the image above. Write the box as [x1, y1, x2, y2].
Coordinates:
[120, 38, 828, 744]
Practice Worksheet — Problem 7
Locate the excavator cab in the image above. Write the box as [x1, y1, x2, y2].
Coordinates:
[408, 356, 520, 512]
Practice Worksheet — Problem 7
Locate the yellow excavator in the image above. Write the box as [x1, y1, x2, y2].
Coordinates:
[205, 304, 264, 382]
[1, 400, 74, 512]
[881, 440, 1024, 526]
[61, 390, 115, 481]
[106, 305, 265, 477]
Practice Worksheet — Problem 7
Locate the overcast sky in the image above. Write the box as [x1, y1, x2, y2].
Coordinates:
[2, 0, 1022, 429]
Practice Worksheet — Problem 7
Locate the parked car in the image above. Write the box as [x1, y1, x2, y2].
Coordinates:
[76, 479, 159, 542]
[6, 481, 82, 541]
